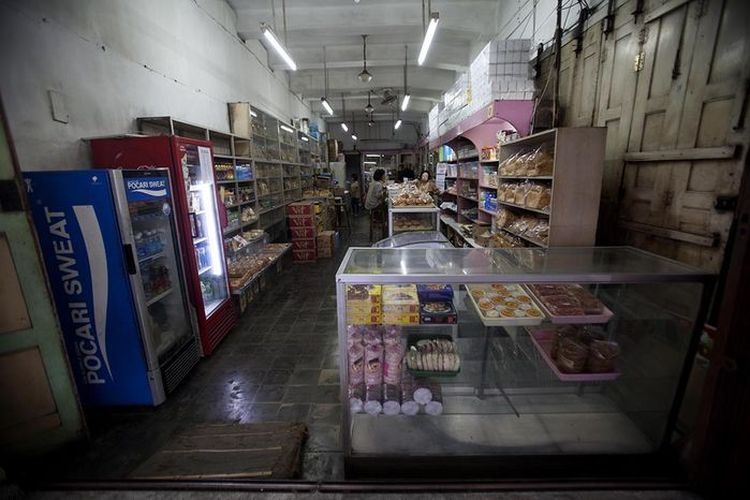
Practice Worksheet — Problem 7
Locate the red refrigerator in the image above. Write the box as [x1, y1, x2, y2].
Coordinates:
[91, 135, 237, 355]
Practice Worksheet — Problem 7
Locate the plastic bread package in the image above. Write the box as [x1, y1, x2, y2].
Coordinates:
[514, 181, 531, 206]
[525, 184, 551, 210]
[494, 207, 516, 229]
[498, 152, 520, 176]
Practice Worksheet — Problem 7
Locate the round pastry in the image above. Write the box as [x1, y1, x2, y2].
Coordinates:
[500, 308, 516, 317]
[471, 290, 486, 299]
[527, 308, 542, 317]
[517, 295, 531, 303]
[478, 298, 494, 310]
[491, 295, 505, 305]
[503, 300, 519, 309]
[485, 309, 500, 318]
[491, 284, 509, 292]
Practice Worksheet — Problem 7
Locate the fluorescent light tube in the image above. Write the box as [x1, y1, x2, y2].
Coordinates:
[280, 124, 294, 133]
[364, 161, 377, 165]
[341, 123, 349, 132]
[394, 119, 402, 130]
[351, 134, 358, 141]
[250, 110, 258, 118]
[366, 154, 380, 158]
[261, 24, 297, 71]
[321, 97, 334, 116]
[301, 136, 309, 142]
[401, 94, 411, 112]
[418, 13, 440, 66]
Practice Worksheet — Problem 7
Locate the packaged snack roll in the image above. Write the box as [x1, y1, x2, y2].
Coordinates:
[349, 383, 365, 414]
[413, 378, 433, 405]
[364, 384, 383, 415]
[424, 382, 444, 416]
[364, 342, 384, 386]
[383, 383, 401, 415]
[400, 373, 420, 415]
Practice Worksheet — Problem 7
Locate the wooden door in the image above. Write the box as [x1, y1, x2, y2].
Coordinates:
[0, 101, 84, 457]
[594, 0, 642, 243]
[618, 0, 750, 271]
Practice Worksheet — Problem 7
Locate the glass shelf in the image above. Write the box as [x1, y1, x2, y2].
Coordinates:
[338, 247, 712, 284]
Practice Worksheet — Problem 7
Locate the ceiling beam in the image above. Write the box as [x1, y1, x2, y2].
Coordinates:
[233, 0, 499, 43]
[267, 41, 469, 72]
[290, 66, 455, 97]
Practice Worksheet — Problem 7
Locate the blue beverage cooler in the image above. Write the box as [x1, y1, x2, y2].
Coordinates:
[25, 169, 200, 406]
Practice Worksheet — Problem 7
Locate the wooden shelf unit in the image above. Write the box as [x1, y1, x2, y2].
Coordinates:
[490, 127, 605, 247]
[439, 127, 605, 249]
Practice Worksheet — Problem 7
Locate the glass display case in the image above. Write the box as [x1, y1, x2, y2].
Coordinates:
[335, 246, 714, 478]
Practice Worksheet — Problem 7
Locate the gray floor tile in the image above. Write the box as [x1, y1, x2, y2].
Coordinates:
[289, 369, 321, 385]
[254, 384, 286, 403]
[310, 404, 341, 425]
[262, 369, 292, 385]
[313, 385, 341, 404]
[277, 403, 312, 422]
[305, 424, 341, 451]
[318, 369, 339, 385]
[284, 385, 317, 403]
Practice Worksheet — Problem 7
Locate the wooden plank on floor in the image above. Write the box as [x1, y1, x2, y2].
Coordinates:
[129, 423, 307, 480]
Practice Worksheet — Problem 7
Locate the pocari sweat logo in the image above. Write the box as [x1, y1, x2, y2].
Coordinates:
[127, 178, 167, 197]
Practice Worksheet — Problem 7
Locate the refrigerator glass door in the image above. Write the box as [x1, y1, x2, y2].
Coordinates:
[120, 170, 196, 364]
[180, 143, 230, 317]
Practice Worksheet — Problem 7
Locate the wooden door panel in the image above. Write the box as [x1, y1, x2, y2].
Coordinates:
[596, 2, 641, 242]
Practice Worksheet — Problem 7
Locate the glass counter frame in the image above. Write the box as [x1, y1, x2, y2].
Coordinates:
[335, 246, 714, 478]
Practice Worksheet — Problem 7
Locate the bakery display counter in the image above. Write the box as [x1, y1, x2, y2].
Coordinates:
[388, 201, 441, 237]
[335, 246, 714, 478]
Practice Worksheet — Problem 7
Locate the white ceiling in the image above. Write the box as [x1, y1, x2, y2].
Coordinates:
[227, 0, 502, 125]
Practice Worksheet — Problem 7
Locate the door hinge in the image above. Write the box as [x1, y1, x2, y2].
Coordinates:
[634, 52, 645, 72]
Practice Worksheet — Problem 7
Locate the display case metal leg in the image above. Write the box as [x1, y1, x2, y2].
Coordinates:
[478, 325, 492, 400]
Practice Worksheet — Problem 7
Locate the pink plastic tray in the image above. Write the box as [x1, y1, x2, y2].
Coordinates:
[524, 285, 614, 325]
[528, 329, 621, 382]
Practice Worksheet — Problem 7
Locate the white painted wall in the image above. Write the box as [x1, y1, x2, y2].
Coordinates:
[489, 0, 606, 56]
[0, 0, 315, 171]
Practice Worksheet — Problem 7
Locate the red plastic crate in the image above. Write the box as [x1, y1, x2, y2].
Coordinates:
[292, 238, 316, 251]
[290, 226, 316, 239]
[287, 215, 315, 228]
[293, 249, 317, 262]
[287, 202, 314, 216]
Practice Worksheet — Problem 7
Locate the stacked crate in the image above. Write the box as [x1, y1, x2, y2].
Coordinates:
[317, 230, 337, 259]
[287, 202, 317, 262]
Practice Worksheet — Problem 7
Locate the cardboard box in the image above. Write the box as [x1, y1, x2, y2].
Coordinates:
[290, 226, 316, 239]
[288, 215, 315, 228]
[287, 202, 315, 216]
[292, 249, 316, 262]
[317, 245, 332, 259]
[346, 284, 382, 303]
[292, 238, 316, 251]
[382, 284, 419, 315]
[317, 230, 337, 251]
[382, 313, 420, 325]
[346, 312, 382, 325]
[347, 303, 382, 314]
[419, 301, 458, 324]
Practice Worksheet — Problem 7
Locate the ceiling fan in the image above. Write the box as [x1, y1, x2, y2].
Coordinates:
[379, 88, 398, 105]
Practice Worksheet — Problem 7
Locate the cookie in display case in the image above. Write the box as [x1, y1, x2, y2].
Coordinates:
[335, 246, 714, 478]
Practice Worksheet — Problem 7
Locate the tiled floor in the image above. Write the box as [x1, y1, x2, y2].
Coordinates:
[30, 215, 372, 483]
